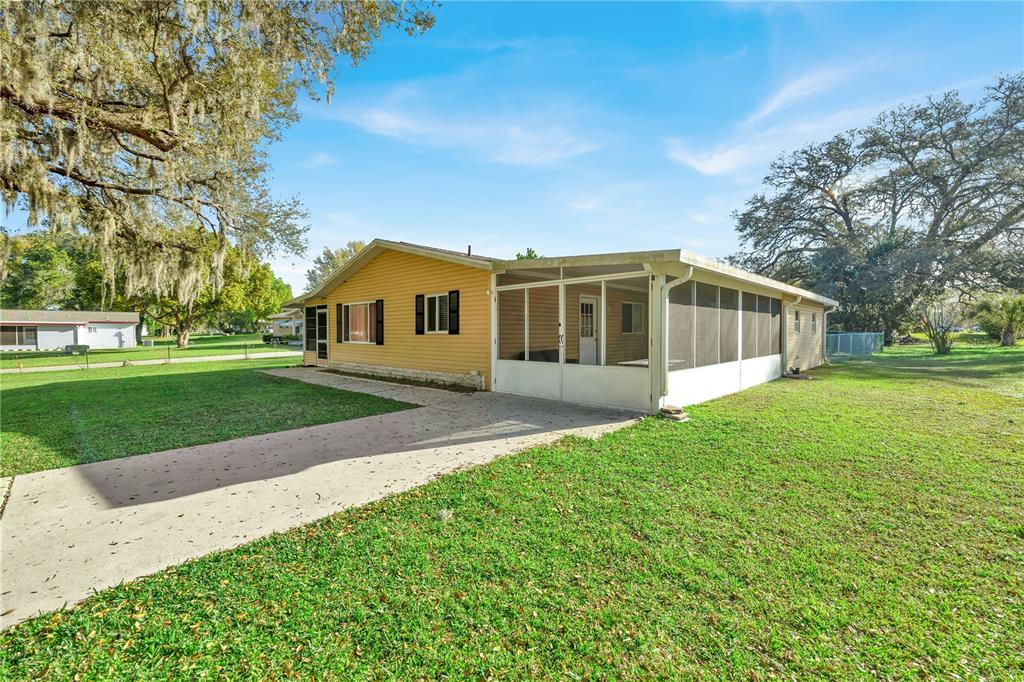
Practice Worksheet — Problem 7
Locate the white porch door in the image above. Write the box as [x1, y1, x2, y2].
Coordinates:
[579, 295, 598, 365]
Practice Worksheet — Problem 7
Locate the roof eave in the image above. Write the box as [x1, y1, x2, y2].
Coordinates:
[672, 250, 838, 306]
[494, 249, 681, 271]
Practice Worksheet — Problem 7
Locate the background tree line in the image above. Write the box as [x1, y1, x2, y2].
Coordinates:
[1, 229, 292, 347]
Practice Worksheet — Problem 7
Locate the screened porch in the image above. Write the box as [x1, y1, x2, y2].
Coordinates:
[493, 261, 654, 412]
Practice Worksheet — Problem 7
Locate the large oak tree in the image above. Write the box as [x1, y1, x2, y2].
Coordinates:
[1, 0, 433, 305]
[731, 73, 1024, 339]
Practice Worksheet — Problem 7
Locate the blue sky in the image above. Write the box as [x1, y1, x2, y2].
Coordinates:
[6, 3, 1021, 294]
[266, 1, 1022, 291]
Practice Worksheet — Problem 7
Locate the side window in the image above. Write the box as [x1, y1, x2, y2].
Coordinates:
[426, 293, 449, 333]
[812, 313, 818, 334]
[795, 310, 801, 334]
[621, 302, 644, 333]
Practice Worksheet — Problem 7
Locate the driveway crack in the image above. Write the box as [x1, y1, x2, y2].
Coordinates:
[0, 476, 13, 520]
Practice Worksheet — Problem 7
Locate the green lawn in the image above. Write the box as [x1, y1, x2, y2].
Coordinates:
[0, 358, 413, 476]
[2, 345, 1022, 679]
[0, 333, 296, 369]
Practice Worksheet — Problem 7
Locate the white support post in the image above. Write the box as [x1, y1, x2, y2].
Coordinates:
[489, 273, 497, 390]
[600, 280, 607, 367]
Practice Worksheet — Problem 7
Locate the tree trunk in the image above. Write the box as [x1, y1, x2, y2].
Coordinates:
[176, 315, 192, 348]
[1001, 326, 1016, 347]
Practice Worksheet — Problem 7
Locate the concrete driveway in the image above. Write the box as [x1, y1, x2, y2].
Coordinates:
[1, 369, 637, 629]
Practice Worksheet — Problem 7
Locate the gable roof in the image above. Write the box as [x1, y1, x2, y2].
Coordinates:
[268, 309, 303, 320]
[286, 239, 494, 306]
[0, 309, 140, 325]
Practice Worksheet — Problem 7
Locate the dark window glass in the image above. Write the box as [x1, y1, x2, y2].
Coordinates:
[695, 282, 719, 368]
[719, 288, 739, 363]
[0, 325, 17, 345]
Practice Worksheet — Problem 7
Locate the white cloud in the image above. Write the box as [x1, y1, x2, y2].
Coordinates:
[724, 46, 748, 62]
[569, 196, 605, 212]
[299, 152, 339, 168]
[666, 87, 933, 178]
[745, 67, 854, 124]
[338, 105, 599, 167]
[666, 138, 767, 176]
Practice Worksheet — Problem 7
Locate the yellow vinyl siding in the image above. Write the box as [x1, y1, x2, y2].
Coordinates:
[319, 249, 492, 387]
[786, 300, 825, 371]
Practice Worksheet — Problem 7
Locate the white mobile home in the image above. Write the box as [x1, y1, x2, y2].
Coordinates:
[0, 310, 140, 351]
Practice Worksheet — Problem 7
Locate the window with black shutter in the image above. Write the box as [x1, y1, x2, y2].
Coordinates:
[336, 303, 344, 343]
[415, 294, 425, 335]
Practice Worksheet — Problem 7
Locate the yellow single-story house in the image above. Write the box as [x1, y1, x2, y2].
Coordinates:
[287, 239, 837, 412]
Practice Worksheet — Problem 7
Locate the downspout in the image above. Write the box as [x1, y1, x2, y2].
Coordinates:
[822, 304, 836, 363]
[660, 266, 694, 398]
[784, 296, 802, 372]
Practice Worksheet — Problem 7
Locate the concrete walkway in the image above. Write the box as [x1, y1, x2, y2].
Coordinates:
[0, 350, 301, 374]
[0, 369, 637, 629]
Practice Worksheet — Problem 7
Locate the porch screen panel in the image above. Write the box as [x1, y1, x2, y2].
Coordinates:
[719, 287, 739, 363]
[757, 296, 771, 357]
[527, 286, 559, 362]
[770, 298, 782, 354]
[497, 289, 525, 361]
[741, 293, 757, 359]
[605, 276, 649, 368]
[694, 282, 719, 368]
[0, 326, 16, 345]
[667, 280, 694, 371]
[304, 307, 317, 351]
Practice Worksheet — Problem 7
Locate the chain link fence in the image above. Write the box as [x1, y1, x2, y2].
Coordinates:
[826, 332, 884, 360]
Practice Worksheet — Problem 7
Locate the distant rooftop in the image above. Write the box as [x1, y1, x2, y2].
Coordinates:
[0, 309, 140, 325]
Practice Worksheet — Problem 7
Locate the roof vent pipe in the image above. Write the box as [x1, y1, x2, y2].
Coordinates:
[467, 245, 472, 256]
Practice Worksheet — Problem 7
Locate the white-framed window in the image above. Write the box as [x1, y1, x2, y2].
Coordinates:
[794, 310, 801, 334]
[812, 312, 817, 334]
[426, 293, 449, 334]
[342, 301, 377, 343]
[621, 301, 644, 334]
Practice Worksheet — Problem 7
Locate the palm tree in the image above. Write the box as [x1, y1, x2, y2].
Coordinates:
[975, 295, 1024, 347]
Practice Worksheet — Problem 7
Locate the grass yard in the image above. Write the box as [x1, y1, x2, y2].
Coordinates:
[0, 333, 294, 369]
[0, 358, 413, 476]
[2, 344, 1022, 679]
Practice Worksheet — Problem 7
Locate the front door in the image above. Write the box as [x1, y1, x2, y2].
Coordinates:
[579, 295, 598, 365]
[316, 306, 328, 367]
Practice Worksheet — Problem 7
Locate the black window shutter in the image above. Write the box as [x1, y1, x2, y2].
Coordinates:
[621, 303, 632, 333]
[415, 294, 425, 335]
[448, 290, 460, 335]
[336, 304, 344, 343]
[375, 299, 384, 345]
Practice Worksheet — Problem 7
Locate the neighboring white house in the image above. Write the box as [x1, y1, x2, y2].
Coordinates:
[268, 309, 303, 337]
[0, 309, 140, 351]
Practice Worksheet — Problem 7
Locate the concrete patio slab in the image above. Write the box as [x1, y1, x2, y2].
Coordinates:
[1, 368, 637, 629]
